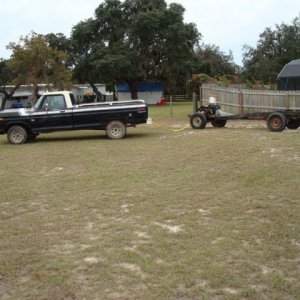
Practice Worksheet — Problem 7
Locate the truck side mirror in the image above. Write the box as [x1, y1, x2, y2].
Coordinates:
[45, 103, 49, 111]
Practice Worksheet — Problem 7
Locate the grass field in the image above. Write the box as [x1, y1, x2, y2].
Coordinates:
[0, 103, 299, 299]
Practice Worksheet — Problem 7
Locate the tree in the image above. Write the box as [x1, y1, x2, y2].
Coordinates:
[0, 59, 22, 110]
[242, 17, 300, 83]
[7, 32, 72, 100]
[44, 33, 74, 67]
[194, 44, 238, 77]
[44, 33, 72, 53]
[71, 0, 200, 99]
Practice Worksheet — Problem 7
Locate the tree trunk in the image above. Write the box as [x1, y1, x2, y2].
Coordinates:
[0, 92, 9, 110]
[89, 82, 103, 102]
[33, 84, 39, 102]
[0, 85, 20, 110]
[128, 80, 138, 100]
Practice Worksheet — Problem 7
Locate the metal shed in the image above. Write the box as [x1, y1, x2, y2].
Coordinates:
[277, 59, 300, 90]
[117, 82, 164, 104]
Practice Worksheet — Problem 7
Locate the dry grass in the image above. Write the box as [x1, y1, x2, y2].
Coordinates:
[0, 103, 299, 299]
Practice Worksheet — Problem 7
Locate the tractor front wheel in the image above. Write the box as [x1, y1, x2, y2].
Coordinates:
[190, 113, 207, 129]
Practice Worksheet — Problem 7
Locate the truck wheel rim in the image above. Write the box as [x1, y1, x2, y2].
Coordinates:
[110, 124, 122, 137]
[10, 128, 25, 143]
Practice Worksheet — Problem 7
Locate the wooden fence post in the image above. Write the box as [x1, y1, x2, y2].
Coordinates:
[199, 85, 203, 106]
[239, 90, 244, 114]
[193, 92, 197, 113]
[285, 93, 289, 110]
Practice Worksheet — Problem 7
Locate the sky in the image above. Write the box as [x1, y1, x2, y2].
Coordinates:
[0, 0, 299, 66]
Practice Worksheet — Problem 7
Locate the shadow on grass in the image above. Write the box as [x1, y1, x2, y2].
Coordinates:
[34, 132, 151, 143]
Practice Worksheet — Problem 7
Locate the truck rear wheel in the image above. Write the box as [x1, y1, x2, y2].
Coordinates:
[211, 119, 227, 127]
[106, 120, 126, 139]
[7, 125, 28, 144]
[267, 112, 286, 132]
[190, 113, 207, 129]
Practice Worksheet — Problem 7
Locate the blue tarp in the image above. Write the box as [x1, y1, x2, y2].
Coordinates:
[117, 82, 163, 92]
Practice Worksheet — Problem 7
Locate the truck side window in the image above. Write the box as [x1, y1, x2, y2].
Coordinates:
[41, 95, 66, 111]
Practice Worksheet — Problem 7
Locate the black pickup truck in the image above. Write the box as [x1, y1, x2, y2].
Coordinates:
[0, 91, 148, 144]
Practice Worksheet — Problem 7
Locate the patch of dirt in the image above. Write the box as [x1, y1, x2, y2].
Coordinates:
[152, 222, 184, 233]
[223, 287, 240, 295]
[83, 257, 100, 264]
[85, 222, 94, 231]
[118, 263, 146, 279]
[135, 231, 151, 239]
[211, 237, 225, 244]
[198, 208, 211, 215]
[121, 203, 134, 213]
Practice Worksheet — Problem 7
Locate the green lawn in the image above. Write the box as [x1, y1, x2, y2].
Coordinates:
[0, 103, 299, 299]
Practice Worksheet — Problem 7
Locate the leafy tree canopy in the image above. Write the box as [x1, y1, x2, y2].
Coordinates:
[0, 59, 14, 88]
[194, 44, 238, 78]
[242, 17, 300, 83]
[71, 0, 200, 98]
[44, 33, 74, 67]
[7, 32, 72, 100]
[0, 59, 21, 110]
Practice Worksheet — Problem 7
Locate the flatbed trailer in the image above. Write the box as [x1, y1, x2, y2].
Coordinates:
[189, 104, 300, 132]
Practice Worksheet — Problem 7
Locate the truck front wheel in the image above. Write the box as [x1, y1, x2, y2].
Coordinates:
[7, 125, 28, 144]
[106, 120, 126, 139]
[267, 112, 286, 132]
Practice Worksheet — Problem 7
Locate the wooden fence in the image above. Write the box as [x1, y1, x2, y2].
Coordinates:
[201, 84, 300, 114]
[164, 95, 199, 102]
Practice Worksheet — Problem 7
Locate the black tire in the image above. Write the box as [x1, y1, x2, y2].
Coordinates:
[106, 120, 126, 139]
[286, 120, 300, 130]
[7, 125, 28, 144]
[267, 112, 286, 132]
[211, 119, 227, 128]
[190, 113, 207, 129]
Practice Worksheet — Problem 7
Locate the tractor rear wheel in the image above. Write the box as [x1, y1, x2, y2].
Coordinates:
[211, 119, 227, 127]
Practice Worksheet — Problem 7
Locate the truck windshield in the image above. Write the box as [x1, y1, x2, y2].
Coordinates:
[34, 94, 67, 111]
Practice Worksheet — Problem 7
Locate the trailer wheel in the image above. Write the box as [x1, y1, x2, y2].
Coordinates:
[190, 113, 207, 129]
[286, 120, 300, 130]
[211, 119, 227, 128]
[7, 125, 28, 144]
[267, 112, 286, 132]
[106, 120, 126, 139]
